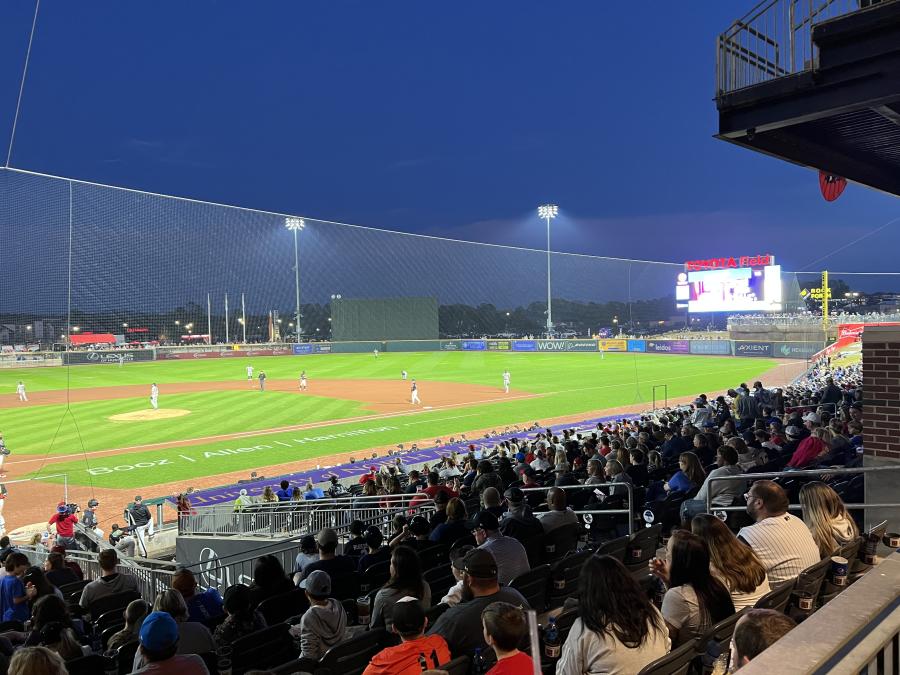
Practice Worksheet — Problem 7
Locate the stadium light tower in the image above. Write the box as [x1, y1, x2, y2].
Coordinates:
[538, 204, 558, 336]
[284, 217, 305, 344]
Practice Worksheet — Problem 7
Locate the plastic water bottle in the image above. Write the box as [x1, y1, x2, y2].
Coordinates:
[472, 647, 487, 674]
[544, 616, 561, 659]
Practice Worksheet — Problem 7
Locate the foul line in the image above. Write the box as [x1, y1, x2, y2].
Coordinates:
[15, 360, 787, 469]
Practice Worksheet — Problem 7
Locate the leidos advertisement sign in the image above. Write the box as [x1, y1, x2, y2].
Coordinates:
[535, 339, 598, 352]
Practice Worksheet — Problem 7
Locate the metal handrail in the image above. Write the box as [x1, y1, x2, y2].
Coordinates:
[705, 465, 900, 518]
[521, 482, 636, 535]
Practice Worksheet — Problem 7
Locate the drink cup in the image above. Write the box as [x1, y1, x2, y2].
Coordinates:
[357, 595, 371, 623]
[796, 591, 815, 611]
[883, 532, 900, 548]
[830, 556, 849, 586]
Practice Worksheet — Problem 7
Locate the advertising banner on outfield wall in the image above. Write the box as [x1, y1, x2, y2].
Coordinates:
[689, 340, 732, 355]
[62, 349, 155, 365]
[292, 343, 332, 355]
[440, 341, 461, 351]
[774, 342, 822, 359]
[645, 340, 690, 354]
[537, 339, 599, 352]
[512, 340, 537, 352]
[462, 340, 486, 351]
[597, 339, 627, 352]
[733, 342, 773, 357]
[627, 340, 646, 352]
[486, 340, 511, 351]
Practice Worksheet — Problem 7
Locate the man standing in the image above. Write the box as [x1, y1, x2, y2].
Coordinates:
[258, 371, 266, 391]
[48, 504, 78, 550]
[82, 498, 103, 538]
[127, 496, 154, 557]
[246, 364, 254, 381]
[374, 348, 379, 359]
[149, 383, 159, 410]
[299, 370, 308, 391]
[502, 370, 510, 394]
[401, 370, 407, 380]
[15, 382, 26, 403]
[0, 433, 9, 479]
[117, 353, 124, 368]
[410, 379, 421, 405]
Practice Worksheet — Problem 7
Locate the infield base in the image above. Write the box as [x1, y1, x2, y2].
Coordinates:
[109, 409, 192, 422]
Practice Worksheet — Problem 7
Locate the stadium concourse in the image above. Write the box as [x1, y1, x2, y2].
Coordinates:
[0, 351, 875, 673]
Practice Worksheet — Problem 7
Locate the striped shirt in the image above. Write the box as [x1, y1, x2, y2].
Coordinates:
[479, 533, 530, 585]
[738, 513, 821, 586]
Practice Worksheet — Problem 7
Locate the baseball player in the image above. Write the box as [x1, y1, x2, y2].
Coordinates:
[258, 371, 266, 391]
[246, 364, 254, 381]
[15, 381, 26, 402]
[299, 370, 308, 391]
[117, 354, 124, 368]
[374, 348, 379, 359]
[0, 483, 6, 535]
[502, 369, 511, 394]
[410, 379, 421, 405]
[150, 383, 159, 410]
[0, 433, 8, 478]
[401, 370, 407, 380]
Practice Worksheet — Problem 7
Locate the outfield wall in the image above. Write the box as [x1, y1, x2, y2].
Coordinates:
[46, 337, 828, 366]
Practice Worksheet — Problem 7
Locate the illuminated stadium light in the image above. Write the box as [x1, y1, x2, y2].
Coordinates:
[284, 217, 305, 231]
[284, 217, 305, 344]
[538, 204, 559, 336]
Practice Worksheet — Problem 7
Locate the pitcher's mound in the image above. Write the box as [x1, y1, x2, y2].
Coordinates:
[109, 409, 191, 422]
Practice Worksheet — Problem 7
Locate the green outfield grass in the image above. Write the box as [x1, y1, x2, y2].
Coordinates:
[0, 352, 779, 489]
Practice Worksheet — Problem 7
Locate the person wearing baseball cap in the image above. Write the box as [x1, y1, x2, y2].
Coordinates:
[133, 611, 209, 674]
[427, 548, 529, 658]
[82, 498, 100, 536]
[47, 504, 78, 551]
[363, 596, 450, 675]
[499, 487, 543, 541]
[298, 527, 356, 583]
[291, 570, 349, 665]
[468, 511, 529, 586]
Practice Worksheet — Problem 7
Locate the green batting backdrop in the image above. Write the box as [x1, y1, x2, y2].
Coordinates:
[331, 297, 439, 341]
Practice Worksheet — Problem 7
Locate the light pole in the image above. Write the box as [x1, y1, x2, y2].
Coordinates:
[285, 217, 305, 344]
[537, 204, 558, 337]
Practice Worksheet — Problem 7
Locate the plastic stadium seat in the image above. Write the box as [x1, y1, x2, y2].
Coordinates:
[360, 560, 391, 594]
[87, 590, 142, 623]
[232, 623, 295, 674]
[438, 655, 470, 675]
[542, 523, 580, 564]
[548, 551, 592, 609]
[99, 621, 126, 650]
[555, 606, 579, 643]
[425, 602, 450, 625]
[624, 525, 662, 576]
[698, 609, 746, 668]
[331, 571, 362, 601]
[317, 627, 388, 675]
[787, 557, 831, 622]
[753, 579, 796, 613]
[416, 543, 449, 571]
[258, 587, 309, 626]
[94, 607, 128, 634]
[59, 579, 91, 598]
[424, 565, 456, 601]
[510, 564, 550, 612]
[636, 637, 700, 675]
[66, 654, 111, 675]
[593, 535, 629, 562]
[115, 640, 139, 675]
[0, 620, 24, 633]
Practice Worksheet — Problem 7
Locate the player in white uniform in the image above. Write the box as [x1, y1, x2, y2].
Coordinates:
[150, 383, 159, 410]
[410, 379, 421, 405]
[374, 348, 379, 359]
[502, 370, 510, 394]
[246, 364, 254, 381]
[401, 370, 407, 380]
[0, 433, 8, 479]
[15, 382, 26, 402]
[117, 354, 124, 368]
[299, 370, 308, 391]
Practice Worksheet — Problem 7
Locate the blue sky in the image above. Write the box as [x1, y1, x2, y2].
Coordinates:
[0, 1, 897, 295]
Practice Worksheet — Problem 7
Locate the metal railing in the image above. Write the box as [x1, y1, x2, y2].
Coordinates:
[705, 465, 900, 524]
[180, 493, 435, 538]
[717, 0, 874, 95]
[521, 482, 636, 535]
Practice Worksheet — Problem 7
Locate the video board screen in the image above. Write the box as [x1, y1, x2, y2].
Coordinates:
[676, 265, 782, 313]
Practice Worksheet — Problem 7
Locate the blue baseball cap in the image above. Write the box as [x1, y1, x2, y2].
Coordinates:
[139, 611, 179, 651]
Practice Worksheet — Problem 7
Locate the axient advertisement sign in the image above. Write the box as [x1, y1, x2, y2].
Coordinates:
[734, 342, 772, 357]
[646, 340, 690, 354]
[536, 339, 598, 352]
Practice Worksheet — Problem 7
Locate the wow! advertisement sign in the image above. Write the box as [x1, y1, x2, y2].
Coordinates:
[536, 339, 599, 352]
[646, 340, 690, 354]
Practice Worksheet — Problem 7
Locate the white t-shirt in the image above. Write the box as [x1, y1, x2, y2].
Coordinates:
[556, 610, 670, 675]
[661, 584, 703, 642]
[738, 514, 821, 586]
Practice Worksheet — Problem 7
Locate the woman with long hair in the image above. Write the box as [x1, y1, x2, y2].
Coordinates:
[557, 556, 670, 674]
[799, 482, 859, 557]
[105, 599, 149, 655]
[429, 498, 468, 546]
[247, 555, 294, 608]
[665, 453, 706, 495]
[22, 567, 58, 610]
[22, 595, 85, 661]
[691, 514, 770, 609]
[650, 530, 735, 645]
[261, 486, 277, 503]
[370, 546, 431, 631]
[788, 428, 832, 468]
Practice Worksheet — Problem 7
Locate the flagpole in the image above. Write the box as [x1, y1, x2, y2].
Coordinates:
[241, 293, 247, 344]
[207, 292, 212, 345]
[225, 293, 230, 344]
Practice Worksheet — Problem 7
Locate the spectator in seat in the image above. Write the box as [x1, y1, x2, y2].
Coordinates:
[440, 545, 472, 607]
[499, 488, 542, 541]
[787, 428, 832, 469]
[0, 536, 16, 564]
[344, 520, 368, 559]
[389, 516, 433, 551]
[429, 498, 469, 546]
[650, 530, 734, 646]
[479, 488, 506, 520]
[42, 553, 78, 591]
[473, 461, 503, 496]
[292, 535, 320, 583]
[819, 377, 843, 408]
[49, 545, 83, 581]
[300, 528, 356, 581]
[428, 549, 528, 658]
[530, 450, 551, 472]
[364, 596, 450, 675]
[732, 609, 796, 670]
[691, 514, 770, 610]
[291, 570, 350, 665]
[664, 452, 705, 496]
[171, 568, 224, 623]
[247, 555, 293, 608]
[29, 620, 86, 662]
[603, 460, 633, 500]
[357, 527, 391, 572]
[429, 491, 450, 528]
[18, 593, 86, 655]
[470, 511, 529, 586]
[213, 584, 266, 649]
[105, 599, 150, 655]
[538, 488, 579, 534]
[626, 449, 649, 487]
[584, 458, 606, 485]
[661, 427, 687, 463]
[275, 480, 292, 502]
[131, 590, 215, 670]
[133, 611, 210, 674]
[557, 555, 670, 674]
[8, 647, 68, 675]
[22, 567, 59, 610]
[679, 446, 743, 525]
[370, 546, 431, 631]
[799, 482, 859, 558]
[482, 601, 536, 675]
[78, 549, 140, 612]
[738, 481, 821, 586]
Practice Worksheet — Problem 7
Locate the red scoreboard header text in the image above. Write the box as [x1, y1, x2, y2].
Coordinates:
[684, 254, 773, 272]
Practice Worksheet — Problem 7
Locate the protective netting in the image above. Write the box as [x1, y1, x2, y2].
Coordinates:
[0, 168, 682, 343]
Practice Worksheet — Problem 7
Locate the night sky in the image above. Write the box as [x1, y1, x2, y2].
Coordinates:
[1, 1, 897, 312]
